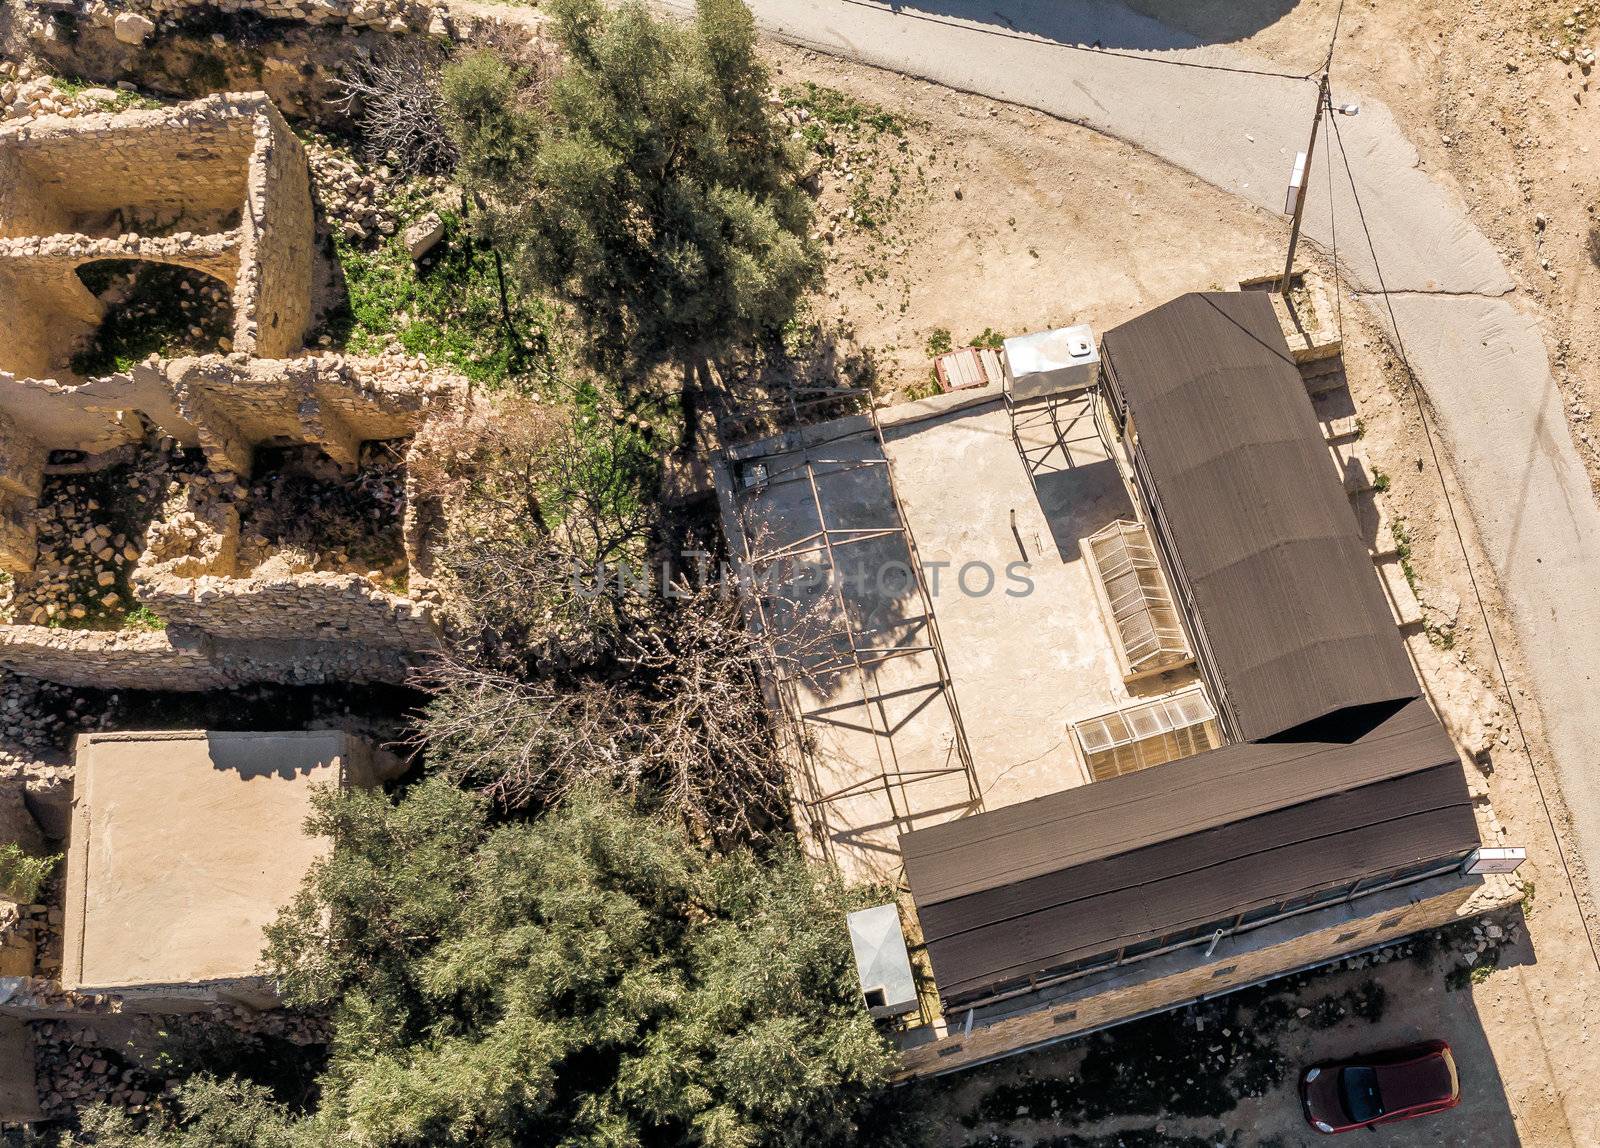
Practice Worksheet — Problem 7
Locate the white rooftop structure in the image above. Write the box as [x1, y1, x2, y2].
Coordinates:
[1003, 323, 1100, 402]
[848, 903, 918, 1018]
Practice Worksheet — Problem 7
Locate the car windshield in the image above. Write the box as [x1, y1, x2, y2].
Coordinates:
[1339, 1066, 1385, 1123]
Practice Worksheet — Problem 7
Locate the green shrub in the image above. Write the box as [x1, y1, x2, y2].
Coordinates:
[0, 843, 58, 903]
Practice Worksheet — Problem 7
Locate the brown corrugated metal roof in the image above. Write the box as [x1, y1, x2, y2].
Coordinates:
[902, 699, 1480, 1003]
[1099, 291, 1419, 741]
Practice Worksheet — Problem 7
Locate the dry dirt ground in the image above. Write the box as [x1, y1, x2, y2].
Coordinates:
[766, 39, 1600, 1147]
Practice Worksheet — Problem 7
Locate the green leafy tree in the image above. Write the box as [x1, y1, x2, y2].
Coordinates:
[442, 0, 819, 371]
[74, 784, 903, 1147]
[67, 1078, 310, 1148]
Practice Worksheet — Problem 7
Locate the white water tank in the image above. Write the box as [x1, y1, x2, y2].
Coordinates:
[1003, 324, 1100, 402]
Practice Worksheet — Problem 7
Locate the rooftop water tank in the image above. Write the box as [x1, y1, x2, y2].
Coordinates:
[1003, 324, 1100, 402]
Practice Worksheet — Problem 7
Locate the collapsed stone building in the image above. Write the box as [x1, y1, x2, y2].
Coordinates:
[0, 91, 464, 691]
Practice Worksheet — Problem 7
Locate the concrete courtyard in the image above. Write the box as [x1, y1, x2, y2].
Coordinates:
[719, 382, 1206, 884]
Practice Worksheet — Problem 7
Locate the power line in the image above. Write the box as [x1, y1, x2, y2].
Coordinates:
[1322, 0, 1347, 72]
[831, 0, 1317, 82]
[1323, 102, 1343, 343]
[1326, 111, 1600, 975]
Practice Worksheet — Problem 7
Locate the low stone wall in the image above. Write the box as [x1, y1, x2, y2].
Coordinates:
[0, 627, 229, 690]
[0, 623, 422, 688]
[135, 569, 439, 648]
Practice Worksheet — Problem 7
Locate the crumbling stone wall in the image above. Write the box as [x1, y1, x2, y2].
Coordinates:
[161, 353, 458, 473]
[235, 101, 312, 359]
[128, 447, 441, 650]
[0, 624, 416, 688]
[0, 353, 455, 472]
[0, 627, 229, 690]
[136, 570, 439, 648]
[0, 410, 46, 574]
[0, 93, 311, 383]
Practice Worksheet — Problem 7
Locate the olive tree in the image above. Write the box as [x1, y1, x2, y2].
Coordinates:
[441, 0, 819, 372]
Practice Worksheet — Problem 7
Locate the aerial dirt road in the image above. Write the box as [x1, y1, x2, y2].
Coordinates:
[645, 0, 1600, 906]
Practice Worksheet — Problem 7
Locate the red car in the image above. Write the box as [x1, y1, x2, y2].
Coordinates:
[1300, 1040, 1461, 1134]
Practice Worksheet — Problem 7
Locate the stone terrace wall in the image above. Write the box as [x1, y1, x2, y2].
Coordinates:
[0, 624, 417, 688]
[111, 0, 443, 31]
[135, 569, 440, 648]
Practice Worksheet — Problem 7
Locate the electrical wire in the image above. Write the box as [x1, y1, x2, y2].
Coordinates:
[1324, 102, 1344, 344]
[1322, 0, 1347, 73]
[1326, 111, 1600, 975]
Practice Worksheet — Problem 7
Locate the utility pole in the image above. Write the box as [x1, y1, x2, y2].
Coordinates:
[1281, 71, 1330, 298]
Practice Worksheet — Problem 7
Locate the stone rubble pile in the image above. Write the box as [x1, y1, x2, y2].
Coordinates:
[0, 64, 132, 124]
[30, 1004, 332, 1124]
[1547, 4, 1597, 73]
[0, 674, 108, 766]
[5, 448, 203, 629]
[307, 136, 398, 245]
[33, 1025, 169, 1124]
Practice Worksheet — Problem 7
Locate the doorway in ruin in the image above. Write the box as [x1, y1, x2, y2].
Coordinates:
[69, 260, 237, 377]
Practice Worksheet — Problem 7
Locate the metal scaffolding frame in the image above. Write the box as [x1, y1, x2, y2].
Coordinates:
[723, 408, 979, 864]
[1004, 387, 1106, 480]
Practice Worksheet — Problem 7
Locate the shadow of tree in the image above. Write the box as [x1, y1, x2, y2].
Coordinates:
[865, 0, 1301, 53]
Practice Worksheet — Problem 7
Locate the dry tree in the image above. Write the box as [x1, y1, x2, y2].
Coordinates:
[335, 42, 458, 177]
[409, 395, 656, 672]
[416, 555, 836, 845]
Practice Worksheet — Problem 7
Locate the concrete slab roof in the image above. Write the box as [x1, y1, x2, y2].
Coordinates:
[62, 729, 370, 995]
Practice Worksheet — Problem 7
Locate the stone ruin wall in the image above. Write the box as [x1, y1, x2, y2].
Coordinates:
[0, 94, 311, 387]
[134, 569, 439, 647]
[0, 354, 463, 687]
[0, 623, 415, 690]
[0, 92, 466, 689]
[234, 100, 313, 360]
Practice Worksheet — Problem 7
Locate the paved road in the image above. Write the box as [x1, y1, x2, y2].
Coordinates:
[677, 0, 1600, 891]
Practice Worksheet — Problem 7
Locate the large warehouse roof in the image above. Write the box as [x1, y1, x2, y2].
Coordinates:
[902, 699, 1479, 1003]
[1099, 291, 1419, 741]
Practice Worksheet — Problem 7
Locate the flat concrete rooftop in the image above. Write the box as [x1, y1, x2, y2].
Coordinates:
[63, 729, 370, 996]
[720, 385, 1203, 883]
